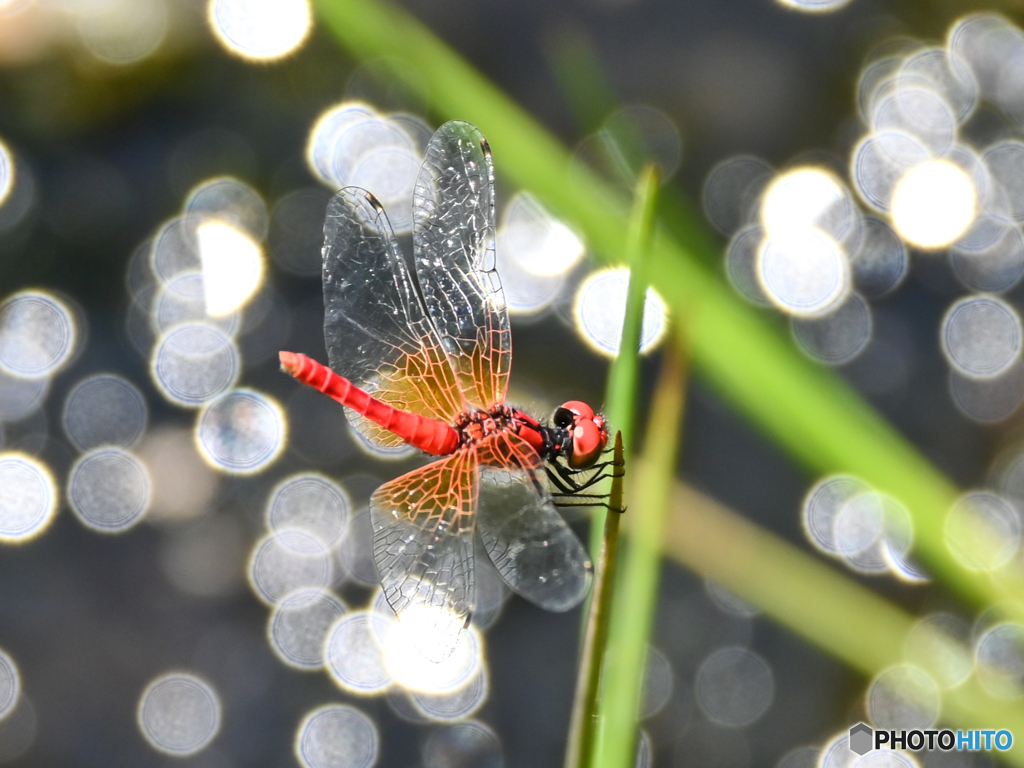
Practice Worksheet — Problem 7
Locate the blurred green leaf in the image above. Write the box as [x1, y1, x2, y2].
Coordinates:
[655, 479, 1024, 766]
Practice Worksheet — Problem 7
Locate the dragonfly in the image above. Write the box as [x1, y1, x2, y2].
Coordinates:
[279, 121, 615, 660]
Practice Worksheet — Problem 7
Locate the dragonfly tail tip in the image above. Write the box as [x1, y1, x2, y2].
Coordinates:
[278, 350, 299, 375]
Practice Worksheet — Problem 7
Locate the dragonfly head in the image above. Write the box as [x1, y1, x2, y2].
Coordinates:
[553, 400, 608, 469]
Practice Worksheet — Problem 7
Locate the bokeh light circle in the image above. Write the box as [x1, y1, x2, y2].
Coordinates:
[871, 88, 956, 157]
[940, 295, 1022, 378]
[983, 141, 1024, 222]
[77, 0, 168, 65]
[500, 192, 584, 277]
[949, 362, 1024, 423]
[573, 268, 667, 357]
[694, 646, 774, 727]
[152, 323, 240, 407]
[324, 612, 392, 696]
[196, 220, 265, 317]
[891, 160, 977, 249]
[852, 131, 930, 213]
[703, 155, 774, 236]
[0, 369, 48, 422]
[63, 373, 148, 450]
[151, 217, 200, 283]
[803, 475, 870, 556]
[382, 611, 483, 694]
[0, 649, 19, 721]
[975, 622, 1024, 698]
[640, 645, 674, 718]
[409, 669, 489, 722]
[0, 139, 14, 208]
[268, 587, 348, 670]
[68, 448, 151, 533]
[818, 731, 855, 768]
[195, 389, 286, 474]
[248, 528, 333, 605]
[0, 291, 77, 378]
[0, 452, 57, 543]
[900, 46, 980, 124]
[833, 490, 909, 574]
[137, 672, 221, 756]
[760, 167, 851, 239]
[950, 218, 1024, 293]
[791, 293, 872, 365]
[152, 271, 241, 337]
[866, 664, 940, 729]
[422, 720, 501, 768]
[295, 704, 379, 768]
[726, 225, 771, 306]
[758, 229, 850, 317]
[208, 0, 312, 61]
[266, 473, 350, 549]
[305, 102, 377, 186]
[945, 491, 1021, 571]
[185, 175, 268, 237]
[775, 0, 852, 12]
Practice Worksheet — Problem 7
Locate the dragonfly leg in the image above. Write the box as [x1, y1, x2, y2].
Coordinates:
[551, 497, 625, 513]
[546, 459, 624, 493]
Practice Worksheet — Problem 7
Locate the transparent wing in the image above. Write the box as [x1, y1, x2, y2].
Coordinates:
[323, 187, 465, 447]
[476, 432, 592, 612]
[413, 121, 511, 411]
[369, 450, 478, 660]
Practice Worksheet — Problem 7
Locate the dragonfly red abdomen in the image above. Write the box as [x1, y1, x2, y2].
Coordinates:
[279, 351, 460, 456]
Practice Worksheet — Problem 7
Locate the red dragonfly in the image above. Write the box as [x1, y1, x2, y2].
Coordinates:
[280, 121, 612, 659]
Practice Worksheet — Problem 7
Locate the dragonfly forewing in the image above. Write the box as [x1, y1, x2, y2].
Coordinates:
[323, 186, 464, 447]
[413, 121, 511, 411]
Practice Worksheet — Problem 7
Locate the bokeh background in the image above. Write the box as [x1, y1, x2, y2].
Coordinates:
[1, 0, 1023, 766]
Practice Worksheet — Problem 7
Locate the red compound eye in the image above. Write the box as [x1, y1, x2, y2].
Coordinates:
[560, 400, 595, 419]
[569, 415, 607, 469]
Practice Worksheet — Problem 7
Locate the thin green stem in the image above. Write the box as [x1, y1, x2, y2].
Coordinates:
[604, 164, 659, 452]
[565, 433, 625, 768]
[588, 165, 659, 560]
[594, 345, 688, 768]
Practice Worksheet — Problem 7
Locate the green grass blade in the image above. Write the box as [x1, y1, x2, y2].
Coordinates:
[594, 346, 688, 768]
[604, 164, 659, 451]
[313, 0, 1016, 635]
[588, 165, 659, 560]
[564, 432, 625, 768]
[655, 479, 1024, 767]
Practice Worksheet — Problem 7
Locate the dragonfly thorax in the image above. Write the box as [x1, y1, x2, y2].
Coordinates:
[453, 406, 516, 445]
